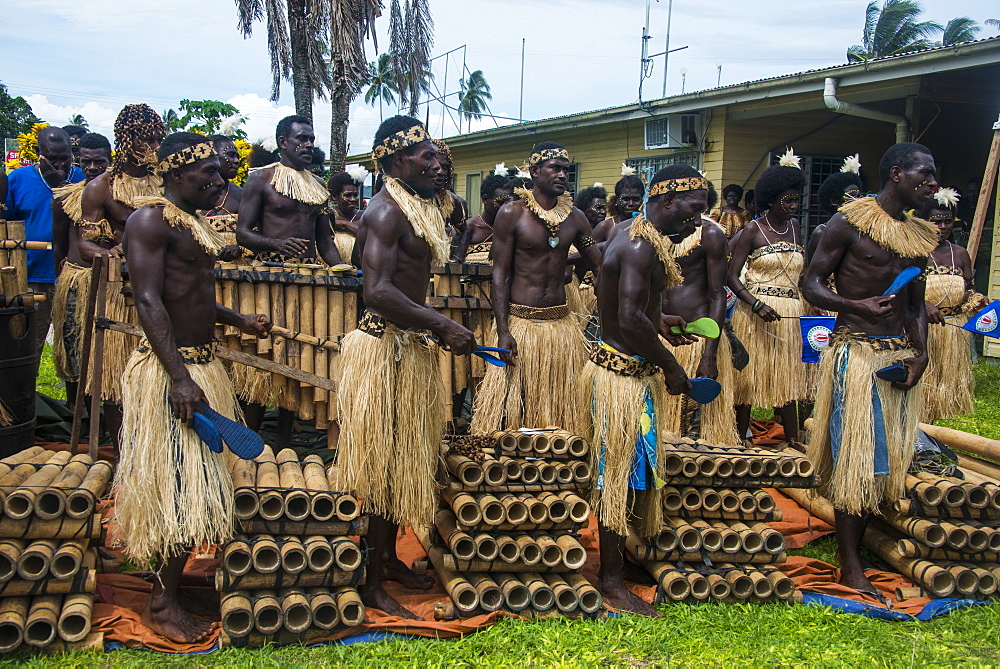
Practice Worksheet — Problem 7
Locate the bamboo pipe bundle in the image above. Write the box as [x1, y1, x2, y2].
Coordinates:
[562, 573, 602, 613]
[0, 596, 28, 653]
[252, 590, 282, 634]
[308, 588, 339, 629]
[56, 593, 92, 643]
[221, 591, 254, 637]
[892, 498, 1000, 521]
[918, 422, 1000, 462]
[65, 461, 113, 519]
[303, 536, 334, 572]
[298, 269, 316, 420]
[222, 538, 253, 577]
[864, 522, 956, 597]
[466, 573, 504, 612]
[626, 533, 786, 564]
[279, 536, 308, 574]
[256, 460, 283, 522]
[895, 538, 1000, 562]
[494, 572, 531, 611]
[50, 541, 86, 580]
[301, 457, 336, 522]
[912, 472, 969, 509]
[0, 514, 100, 540]
[238, 517, 367, 537]
[276, 450, 311, 522]
[34, 455, 91, 520]
[518, 573, 555, 611]
[24, 595, 60, 647]
[215, 568, 362, 592]
[879, 511, 948, 548]
[18, 540, 57, 581]
[330, 537, 363, 571]
[250, 536, 281, 574]
[232, 459, 260, 521]
[442, 552, 578, 573]
[0, 569, 95, 597]
[0, 451, 68, 499]
[0, 540, 23, 583]
[416, 530, 479, 614]
[280, 589, 312, 633]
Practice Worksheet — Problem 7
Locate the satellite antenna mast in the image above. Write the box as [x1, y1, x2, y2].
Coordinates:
[640, 0, 687, 101]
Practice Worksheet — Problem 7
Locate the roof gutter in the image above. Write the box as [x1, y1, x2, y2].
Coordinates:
[823, 77, 909, 143]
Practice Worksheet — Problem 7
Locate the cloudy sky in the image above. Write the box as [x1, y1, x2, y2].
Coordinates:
[3, 0, 997, 154]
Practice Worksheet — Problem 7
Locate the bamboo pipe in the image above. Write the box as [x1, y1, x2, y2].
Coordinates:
[57, 593, 93, 643]
[0, 514, 100, 540]
[962, 564, 998, 596]
[302, 536, 334, 572]
[865, 522, 955, 597]
[0, 447, 45, 477]
[0, 569, 95, 597]
[466, 573, 503, 612]
[441, 491, 483, 527]
[762, 458, 779, 477]
[279, 536, 308, 574]
[540, 573, 579, 613]
[880, 511, 947, 548]
[333, 587, 365, 626]
[302, 457, 335, 522]
[730, 522, 763, 554]
[298, 268, 316, 417]
[514, 535, 542, 567]
[307, 589, 339, 630]
[65, 461, 113, 519]
[654, 527, 679, 553]
[781, 487, 836, 525]
[518, 573, 555, 611]
[535, 536, 563, 568]
[222, 538, 253, 577]
[0, 597, 28, 653]
[482, 458, 507, 486]
[255, 460, 283, 521]
[250, 536, 282, 574]
[567, 435, 588, 458]
[496, 536, 521, 563]
[548, 434, 568, 456]
[435, 509, 477, 561]
[666, 518, 703, 552]
[493, 431, 519, 454]
[956, 453, 1000, 483]
[215, 568, 361, 591]
[717, 525, 742, 554]
[501, 496, 529, 526]
[572, 461, 591, 484]
[538, 492, 569, 524]
[24, 595, 60, 647]
[517, 461, 540, 485]
[892, 498, 1000, 520]
[747, 458, 765, 477]
[538, 463, 558, 485]
[251, 590, 282, 634]
[0, 450, 67, 499]
[18, 540, 57, 581]
[895, 538, 1000, 561]
[641, 560, 691, 601]
[558, 492, 590, 524]
[231, 459, 260, 521]
[276, 450, 310, 522]
[747, 522, 786, 555]
[474, 534, 499, 561]
[765, 570, 796, 600]
[334, 494, 360, 522]
[331, 537, 363, 571]
[701, 489, 722, 513]
[446, 453, 485, 487]
[494, 572, 530, 611]
[523, 496, 548, 525]
[50, 541, 86, 580]
[280, 589, 312, 634]
[563, 573, 602, 613]
[714, 458, 734, 478]
[754, 490, 777, 514]
[956, 469, 1000, 509]
[686, 571, 711, 601]
[416, 530, 479, 614]
[479, 493, 506, 527]
[0, 540, 23, 583]
[748, 570, 774, 598]
[691, 520, 723, 552]
[705, 573, 732, 600]
[237, 517, 367, 537]
[34, 455, 91, 520]
[221, 592, 254, 637]
[662, 487, 683, 514]
[947, 566, 980, 597]
[913, 472, 966, 508]
[680, 487, 702, 512]
[718, 566, 754, 600]
[312, 271, 330, 423]
[901, 474, 944, 507]
[676, 508, 783, 522]
[556, 535, 587, 570]
[919, 423, 1000, 462]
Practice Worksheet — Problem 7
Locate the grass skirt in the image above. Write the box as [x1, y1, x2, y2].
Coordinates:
[579, 359, 667, 537]
[731, 292, 808, 407]
[807, 333, 920, 515]
[663, 334, 740, 446]
[923, 273, 974, 421]
[471, 306, 587, 436]
[52, 262, 91, 382]
[334, 231, 355, 266]
[114, 344, 237, 562]
[336, 324, 445, 528]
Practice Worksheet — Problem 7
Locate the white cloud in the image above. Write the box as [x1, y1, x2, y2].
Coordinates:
[24, 95, 118, 138]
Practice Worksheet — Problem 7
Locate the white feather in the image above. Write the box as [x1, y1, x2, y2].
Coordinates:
[934, 187, 960, 208]
[493, 162, 507, 176]
[778, 147, 801, 169]
[219, 115, 243, 137]
[840, 153, 862, 174]
[593, 182, 603, 188]
[262, 137, 278, 152]
[346, 164, 369, 184]
[620, 163, 636, 177]
[516, 169, 530, 179]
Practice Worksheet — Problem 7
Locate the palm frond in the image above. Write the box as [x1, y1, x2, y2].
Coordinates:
[942, 17, 980, 45]
[235, 0, 265, 36]
[263, 0, 292, 101]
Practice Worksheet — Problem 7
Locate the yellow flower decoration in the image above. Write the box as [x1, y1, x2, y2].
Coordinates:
[5, 158, 22, 174]
[16, 122, 50, 164]
[234, 139, 252, 186]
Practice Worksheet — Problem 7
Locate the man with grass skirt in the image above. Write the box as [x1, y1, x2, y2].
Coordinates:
[116, 133, 270, 642]
[803, 142, 939, 600]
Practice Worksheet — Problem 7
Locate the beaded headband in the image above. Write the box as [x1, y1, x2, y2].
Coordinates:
[528, 147, 570, 166]
[371, 125, 433, 163]
[157, 141, 215, 172]
[647, 177, 711, 198]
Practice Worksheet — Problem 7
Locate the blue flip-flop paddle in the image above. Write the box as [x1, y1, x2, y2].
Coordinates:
[882, 266, 923, 297]
[192, 413, 224, 453]
[197, 402, 266, 460]
[473, 346, 510, 367]
[687, 377, 722, 404]
[875, 365, 908, 383]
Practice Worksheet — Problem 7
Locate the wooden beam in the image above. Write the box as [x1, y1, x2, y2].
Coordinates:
[966, 116, 1000, 266]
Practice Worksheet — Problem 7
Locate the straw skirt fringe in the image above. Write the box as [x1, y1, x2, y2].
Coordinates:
[336, 327, 445, 529]
[663, 334, 740, 447]
[731, 293, 808, 407]
[334, 232, 355, 266]
[471, 312, 587, 436]
[922, 319, 973, 421]
[580, 361, 667, 538]
[52, 262, 91, 382]
[114, 347, 237, 562]
[807, 337, 920, 515]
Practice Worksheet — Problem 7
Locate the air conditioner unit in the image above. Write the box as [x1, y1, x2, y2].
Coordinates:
[645, 114, 700, 149]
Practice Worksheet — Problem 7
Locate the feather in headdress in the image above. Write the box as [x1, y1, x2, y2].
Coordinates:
[778, 147, 801, 169]
[516, 168, 530, 180]
[494, 162, 507, 176]
[593, 182, 603, 188]
[933, 187, 960, 209]
[262, 137, 278, 152]
[219, 115, 243, 137]
[346, 164, 369, 184]
[840, 153, 861, 175]
[621, 163, 636, 177]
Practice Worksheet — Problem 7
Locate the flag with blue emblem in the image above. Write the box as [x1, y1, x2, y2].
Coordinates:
[800, 316, 836, 363]
[961, 300, 1000, 338]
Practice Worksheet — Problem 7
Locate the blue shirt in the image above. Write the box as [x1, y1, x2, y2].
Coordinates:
[5, 164, 85, 284]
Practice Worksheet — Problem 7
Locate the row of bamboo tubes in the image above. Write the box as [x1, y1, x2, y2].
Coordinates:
[663, 486, 779, 519]
[214, 262, 360, 429]
[0, 221, 28, 294]
[0, 539, 88, 583]
[442, 490, 590, 530]
[0, 592, 94, 653]
[220, 587, 364, 638]
[900, 471, 1000, 512]
[435, 510, 586, 571]
[629, 518, 787, 559]
[638, 560, 796, 603]
[661, 444, 813, 481]
[231, 447, 359, 523]
[221, 535, 362, 576]
[444, 453, 590, 489]
[491, 429, 589, 459]
[0, 448, 111, 521]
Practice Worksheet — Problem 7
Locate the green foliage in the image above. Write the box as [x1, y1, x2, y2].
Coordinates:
[36, 345, 65, 401]
[364, 53, 400, 121]
[458, 70, 492, 133]
[0, 82, 41, 139]
[938, 358, 1000, 440]
[847, 0, 943, 62]
[67, 114, 89, 129]
[941, 16, 981, 45]
[163, 100, 248, 140]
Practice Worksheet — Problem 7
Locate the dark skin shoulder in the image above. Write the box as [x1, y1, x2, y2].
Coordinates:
[454, 216, 493, 261]
[209, 182, 245, 261]
[81, 172, 135, 254]
[591, 216, 618, 243]
[51, 194, 95, 269]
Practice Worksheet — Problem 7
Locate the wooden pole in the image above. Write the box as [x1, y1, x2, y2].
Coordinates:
[966, 115, 1000, 266]
[70, 256, 103, 452]
[87, 256, 110, 459]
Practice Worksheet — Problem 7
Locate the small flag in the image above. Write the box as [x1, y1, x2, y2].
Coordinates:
[725, 287, 737, 319]
[961, 301, 1000, 338]
[801, 317, 836, 362]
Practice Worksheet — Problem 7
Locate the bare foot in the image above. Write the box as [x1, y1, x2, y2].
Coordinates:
[360, 582, 420, 619]
[141, 596, 217, 643]
[598, 577, 661, 617]
[383, 555, 434, 589]
[839, 568, 886, 604]
[622, 558, 656, 586]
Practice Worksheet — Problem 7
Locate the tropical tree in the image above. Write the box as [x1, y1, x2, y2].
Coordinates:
[165, 100, 249, 140]
[389, 0, 434, 116]
[986, 19, 999, 34]
[365, 54, 399, 121]
[162, 108, 179, 129]
[847, 0, 942, 62]
[67, 114, 88, 129]
[0, 82, 40, 139]
[940, 17, 980, 45]
[457, 70, 492, 134]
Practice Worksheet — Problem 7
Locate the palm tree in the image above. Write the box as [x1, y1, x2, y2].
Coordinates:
[388, 0, 434, 116]
[940, 17, 980, 45]
[847, 0, 942, 62]
[365, 54, 399, 122]
[986, 19, 999, 34]
[457, 70, 492, 134]
[67, 114, 88, 129]
[162, 108, 181, 132]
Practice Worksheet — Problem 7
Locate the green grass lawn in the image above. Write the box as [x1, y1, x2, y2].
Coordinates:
[17, 355, 1000, 665]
